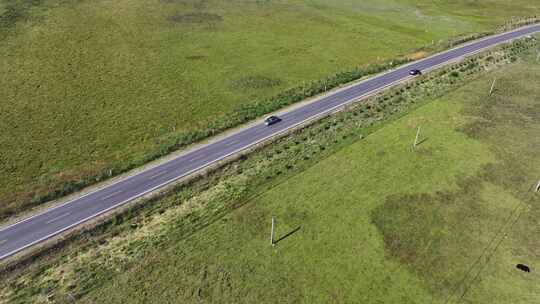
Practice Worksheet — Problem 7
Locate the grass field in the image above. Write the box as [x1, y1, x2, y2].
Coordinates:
[1, 0, 539, 218]
[15, 50, 531, 303]
[1, 40, 539, 303]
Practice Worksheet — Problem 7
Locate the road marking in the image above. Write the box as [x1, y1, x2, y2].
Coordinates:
[253, 128, 270, 136]
[186, 154, 204, 162]
[149, 171, 167, 179]
[102, 190, 122, 200]
[45, 212, 71, 225]
[225, 139, 239, 146]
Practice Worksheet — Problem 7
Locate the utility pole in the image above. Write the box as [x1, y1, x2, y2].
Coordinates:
[413, 126, 421, 149]
[270, 217, 276, 247]
[489, 79, 496, 96]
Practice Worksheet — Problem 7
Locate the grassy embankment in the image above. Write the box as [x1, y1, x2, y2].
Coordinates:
[1, 37, 539, 303]
[1, 0, 540, 219]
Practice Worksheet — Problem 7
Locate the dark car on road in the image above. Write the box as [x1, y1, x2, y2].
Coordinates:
[264, 115, 281, 126]
[409, 69, 422, 76]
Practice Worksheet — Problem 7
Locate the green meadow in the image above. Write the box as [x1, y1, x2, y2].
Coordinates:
[68, 51, 540, 303]
[0, 0, 539, 217]
[2, 37, 540, 304]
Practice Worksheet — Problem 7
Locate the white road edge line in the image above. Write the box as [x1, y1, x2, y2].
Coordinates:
[0, 25, 538, 260]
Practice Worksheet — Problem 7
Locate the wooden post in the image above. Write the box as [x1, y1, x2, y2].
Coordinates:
[489, 79, 496, 96]
[271, 217, 276, 247]
[413, 126, 421, 149]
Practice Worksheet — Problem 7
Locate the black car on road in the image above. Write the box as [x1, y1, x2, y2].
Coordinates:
[264, 115, 281, 126]
[409, 69, 422, 76]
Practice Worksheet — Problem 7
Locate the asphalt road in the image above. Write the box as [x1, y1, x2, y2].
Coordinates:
[1, 24, 539, 260]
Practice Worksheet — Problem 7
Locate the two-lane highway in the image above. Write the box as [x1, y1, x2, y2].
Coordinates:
[1, 24, 539, 260]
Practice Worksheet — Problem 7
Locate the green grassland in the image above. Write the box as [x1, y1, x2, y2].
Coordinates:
[1, 0, 539, 218]
[81, 52, 540, 303]
[6, 48, 533, 303]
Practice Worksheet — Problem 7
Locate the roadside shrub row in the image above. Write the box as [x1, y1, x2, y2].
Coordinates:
[497, 15, 540, 32]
